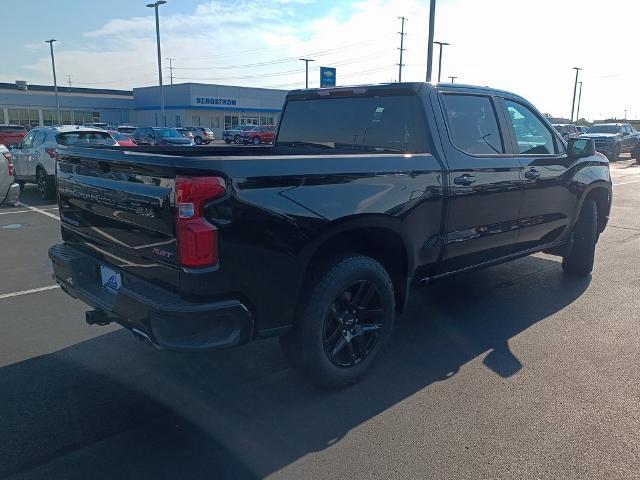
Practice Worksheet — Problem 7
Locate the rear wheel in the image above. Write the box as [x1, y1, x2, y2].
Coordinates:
[37, 167, 54, 200]
[224, 139, 231, 144]
[562, 199, 598, 277]
[194, 136, 203, 145]
[280, 255, 395, 388]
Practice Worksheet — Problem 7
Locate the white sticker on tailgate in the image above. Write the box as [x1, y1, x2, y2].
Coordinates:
[100, 265, 122, 295]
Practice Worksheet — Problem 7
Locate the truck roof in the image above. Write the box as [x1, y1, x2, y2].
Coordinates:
[286, 82, 527, 103]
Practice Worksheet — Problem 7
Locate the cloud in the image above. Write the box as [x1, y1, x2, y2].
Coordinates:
[5, 0, 640, 119]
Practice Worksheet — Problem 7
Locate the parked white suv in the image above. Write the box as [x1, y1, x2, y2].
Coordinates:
[11, 126, 116, 199]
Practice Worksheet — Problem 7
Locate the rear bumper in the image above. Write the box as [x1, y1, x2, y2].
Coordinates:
[1, 182, 20, 205]
[48, 243, 254, 352]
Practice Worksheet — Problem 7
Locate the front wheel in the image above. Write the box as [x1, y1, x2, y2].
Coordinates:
[37, 168, 54, 200]
[194, 136, 203, 145]
[280, 255, 395, 388]
[562, 199, 598, 277]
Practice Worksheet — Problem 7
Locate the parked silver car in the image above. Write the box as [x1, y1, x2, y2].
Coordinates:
[0, 144, 20, 205]
[11, 126, 116, 199]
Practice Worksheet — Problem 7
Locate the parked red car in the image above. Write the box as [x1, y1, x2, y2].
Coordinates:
[109, 131, 137, 147]
[0, 125, 28, 147]
[239, 125, 276, 145]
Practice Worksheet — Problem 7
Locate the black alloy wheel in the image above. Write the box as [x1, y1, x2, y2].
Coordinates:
[323, 280, 384, 367]
[194, 136, 203, 145]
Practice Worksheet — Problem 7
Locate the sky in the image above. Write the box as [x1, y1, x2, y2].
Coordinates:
[0, 0, 638, 120]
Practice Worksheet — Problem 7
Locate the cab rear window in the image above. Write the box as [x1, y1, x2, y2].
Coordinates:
[277, 95, 429, 153]
[56, 131, 116, 146]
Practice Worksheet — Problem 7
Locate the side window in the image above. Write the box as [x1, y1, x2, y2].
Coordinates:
[440, 94, 504, 155]
[21, 131, 37, 148]
[504, 100, 556, 155]
[33, 131, 46, 147]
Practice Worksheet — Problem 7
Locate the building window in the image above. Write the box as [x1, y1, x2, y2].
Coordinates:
[8, 109, 19, 125]
[224, 115, 238, 130]
[192, 116, 200, 126]
[43, 110, 53, 126]
[92, 112, 100, 123]
[28, 109, 40, 127]
[175, 115, 181, 127]
[240, 117, 258, 126]
[61, 111, 72, 125]
[210, 117, 220, 129]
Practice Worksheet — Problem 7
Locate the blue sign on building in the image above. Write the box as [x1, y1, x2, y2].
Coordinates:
[194, 97, 238, 106]
[320, 67, 336, 88]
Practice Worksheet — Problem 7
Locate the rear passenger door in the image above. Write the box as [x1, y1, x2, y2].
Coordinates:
[12, 131, 37, 179]
[436, 91, 524, 272]
[500, 98, 577, 251]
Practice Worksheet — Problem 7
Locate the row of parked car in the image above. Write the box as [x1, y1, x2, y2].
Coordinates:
[552, 122, 640, 160]
[0, 122, 279, 203]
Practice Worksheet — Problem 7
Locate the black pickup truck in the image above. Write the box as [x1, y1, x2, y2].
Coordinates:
[49, 82, 612, 387]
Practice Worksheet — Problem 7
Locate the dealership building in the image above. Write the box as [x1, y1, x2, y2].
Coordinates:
[0, 81, 287, 138]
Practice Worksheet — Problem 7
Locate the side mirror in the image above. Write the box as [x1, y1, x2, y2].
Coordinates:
[568, 138, 595, 159]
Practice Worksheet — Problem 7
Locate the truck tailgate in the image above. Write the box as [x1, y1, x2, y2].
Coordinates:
[56, 148, 181, 290]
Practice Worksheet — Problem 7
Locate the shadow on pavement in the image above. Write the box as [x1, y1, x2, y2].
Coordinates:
[1, 256, 590, 479]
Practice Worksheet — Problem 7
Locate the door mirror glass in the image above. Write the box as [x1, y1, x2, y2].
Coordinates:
[568, 138, 595, 158]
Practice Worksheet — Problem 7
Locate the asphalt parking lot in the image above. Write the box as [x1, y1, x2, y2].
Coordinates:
[1, 159, 639, 480]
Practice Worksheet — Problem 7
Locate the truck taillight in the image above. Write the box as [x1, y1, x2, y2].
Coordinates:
[45, 147, 57, 158]
[175, 176, 226, 268]
[2, 152, 14, 176]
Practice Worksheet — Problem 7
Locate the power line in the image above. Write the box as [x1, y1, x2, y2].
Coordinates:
[397, 16, 407, 82]
[171, 35, 396, 71]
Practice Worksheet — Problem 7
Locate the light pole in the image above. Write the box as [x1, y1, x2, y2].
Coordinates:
[570, 67, 582, 123]
[433, 41, 449, 83]
[448, 76, 458, 83]
[426, 0, 436, 82]
[575, 81, 583, 124]
[147, 1, 166, 126]
[45, 39, 61, 125]
[299, 58, 315, 89]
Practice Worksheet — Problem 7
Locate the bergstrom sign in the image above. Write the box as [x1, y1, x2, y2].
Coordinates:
[193, 97, 239, 107]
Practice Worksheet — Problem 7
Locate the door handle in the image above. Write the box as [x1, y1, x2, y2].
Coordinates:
[525, 168, 541, 180]
[453, 174, 476, 186]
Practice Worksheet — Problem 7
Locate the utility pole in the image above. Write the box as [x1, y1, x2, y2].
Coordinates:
[397, 16, 407, 83]
[66, 75, 72, 93]
[299, 58, 315, 89]
[624, 109, 627, 120]
[45, 39, 61, 125]
[575, 81, 583, 124]
[426, 0, 436, 82]
[147, 1, 167, 126]
[433, 41, 449, 83]
[448, 76, 458, 83]
[166, 57, 174, 85]
[570, 66, 582, 123]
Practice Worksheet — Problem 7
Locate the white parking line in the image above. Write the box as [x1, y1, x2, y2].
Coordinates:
[0, 207, 59, 216]
[613, 179, 640, 187]
[15, 201, 60, 220]
[0, 285, 60, 300]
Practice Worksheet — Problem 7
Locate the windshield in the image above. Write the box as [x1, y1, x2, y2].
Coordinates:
[277, 95, 429, 153]
[56, 131, 116, 146]
[154, 128, 183, 138]
[588, 125, 621, 134]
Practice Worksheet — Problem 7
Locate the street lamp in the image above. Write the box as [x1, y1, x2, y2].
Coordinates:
[44, 39, 61, 125]
[426, 0, 436, 82]
[433, 41, 449, 83]
[570, 67, 582, 123]
[299, 58, 315, 89]
[147, 0, 167, 126]
[575, 81, 583, 124]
